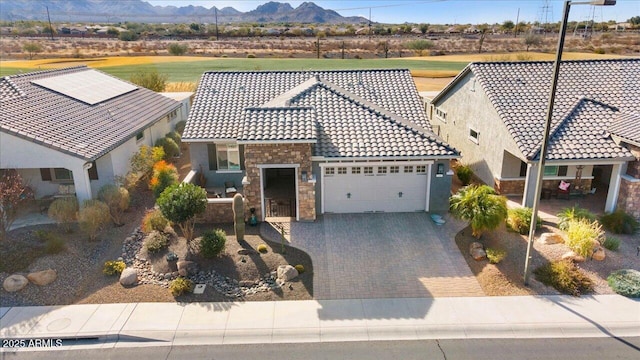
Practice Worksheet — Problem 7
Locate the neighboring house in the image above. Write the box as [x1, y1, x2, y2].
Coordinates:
[183, 69, 459, 222]
[0, 66, 184, 203]
[428, 59, 640, 217]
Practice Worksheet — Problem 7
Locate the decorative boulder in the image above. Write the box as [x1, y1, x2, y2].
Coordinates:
[277, 265, 299, 282]
[592, 246, 606, 261]
[3, 275, 28, 292]
[177, 260, 198, 277]
[561, 251, 585, 263]
[538, 233, 565, 245]
[119, 268, 138, 286]
[27, 269, 57, 286]
[469, 242, 487, 261]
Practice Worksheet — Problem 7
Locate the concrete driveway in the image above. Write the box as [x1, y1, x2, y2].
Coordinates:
[262, 213, 483, 299]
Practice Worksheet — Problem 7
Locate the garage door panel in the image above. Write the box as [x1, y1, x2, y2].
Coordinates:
[324, 166, 428, 213]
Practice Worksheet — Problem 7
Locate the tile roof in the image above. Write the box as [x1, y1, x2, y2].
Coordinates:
[0, 66, 181, 162]
[436, 58, 640, 161]
[184, 69, 457, 159]
[609, 112, 640, 146]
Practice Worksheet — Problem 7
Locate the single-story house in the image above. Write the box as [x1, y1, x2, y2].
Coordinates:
[0, 66, 185, 203]
[183, 69, 459, 222]
[427, 58, 640, 217]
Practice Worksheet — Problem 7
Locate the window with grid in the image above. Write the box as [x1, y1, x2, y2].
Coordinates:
[352, 167, 361, 174]
[364, 166, 373, 175]
[416, 165, 426, 173]
[390, 166, 399, 174]
[337, 167, 347, 175]
[404, 166, 414, 173]
[325, 167, 335, 175]
[377, 166, 387, 174]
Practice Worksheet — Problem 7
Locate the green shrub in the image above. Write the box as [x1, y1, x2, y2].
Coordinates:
[456, 165, 473, 186]
[607, 269, 640, 298]
[155, 137, 180, 159]
[247, 53, 256, 58]
[144, 231, 169, 253]
[174, 121, 186, 135]
[200, 229, 226, 258]
[506, 207, 541, 235]
[157, 183, 207, 242]
[565, 219, 604, 258]
[98, 184, 130, 226]
[103, 260, 126, 275]
[602, 236, 620, 251]
[166, 131, 181, 148]
[557, 206, 596, 231]
[167, 43, 188, 56]
[48, 197, 78, 233]
[170, 277, 194, 296]
[129, 145, 165, 179]
[78, 200, 111, 241]
[141, 209, 169, 233]
[257, 244, 268, 253]
[149, 160, 179, 199]
[486, 248, 507, 264]
[533, 260, 593, 296]
[600, 210, 639, 234]
[44, 235, 66, 254]
[295, 264, 305, 274]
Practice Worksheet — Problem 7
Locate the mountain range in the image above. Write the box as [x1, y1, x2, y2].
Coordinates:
[0, 0, 369, 24]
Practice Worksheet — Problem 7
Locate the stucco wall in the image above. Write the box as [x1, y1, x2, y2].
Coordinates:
[187, 142, 245, 189]
[429, 160, 453, 212]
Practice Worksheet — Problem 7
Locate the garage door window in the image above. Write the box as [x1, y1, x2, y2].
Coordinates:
[325, 167, 335, 175]
[337, 167, 347, 175]
[404, 166, 414, 173]
[390, 166, 399, 174]
[352, 167, 361, 174]
[364, 166, 373, 175]
[416, 165, 426, 174]
[377, 166, 387, 175]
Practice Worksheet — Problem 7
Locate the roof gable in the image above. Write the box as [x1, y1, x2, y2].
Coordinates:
[609, 112, 640, 147]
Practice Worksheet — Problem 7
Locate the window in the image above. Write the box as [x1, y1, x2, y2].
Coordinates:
[337, 167, 347, 175]
[468, 127, 479, 144]
[217, 144, 240, 170]
[544, 165, 568, 176]
[167, 109, 178, 123]
[136, 131, 144, 142]
[390, 166, 399, 174]
[416, 165, 426, 174]
[404, 166, 414, 173]
[53, 168, 73, 182]
[434, 107, 447, 123]
[437, 163, 444, 176]
[325, 167, 335, 175]
[351, 167, 361, 174]
[377, 166, 387, 174]
[519, 161, 528, 177]
[364, 166, 373, 175]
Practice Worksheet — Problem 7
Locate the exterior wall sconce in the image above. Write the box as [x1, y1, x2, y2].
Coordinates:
[398, 192, 403, 198]
[436, 163, 445, 177]
[302, 171, 308, 182]
[347, 193, 351, 199]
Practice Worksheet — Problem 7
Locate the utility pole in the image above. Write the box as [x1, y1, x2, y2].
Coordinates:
[316, 38, 320, 59]
[341, 41, 345, 59]
[46, 6, 54, 40]
[368, 8, 372, 41]
[214, 7, 219, 41]
[515, 8, 520, 37]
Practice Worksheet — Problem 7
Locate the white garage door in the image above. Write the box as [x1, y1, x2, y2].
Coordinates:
[323, 164, 429, 213]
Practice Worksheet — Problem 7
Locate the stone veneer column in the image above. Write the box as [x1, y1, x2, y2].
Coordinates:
[243, 143, 316, 221]
[616, 144, 640, 220]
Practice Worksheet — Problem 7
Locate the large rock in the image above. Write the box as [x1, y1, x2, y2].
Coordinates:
[561, 251, 585, 263]
[538, 233, 565, 245]
[27, 269, 57, 286]
[177, 261, 198, 277]
[469, 242, 487, 261]
[592, 246, 606, 261]
[119, 268, 138, 286]
[277, 265, 299, 282]
[4, 275, 29, 292]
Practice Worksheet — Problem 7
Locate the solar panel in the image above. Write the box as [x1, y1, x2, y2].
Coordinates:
[31, 70, 137, 105]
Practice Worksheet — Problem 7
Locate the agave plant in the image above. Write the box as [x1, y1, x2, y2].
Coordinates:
[449, 185, 508, 239]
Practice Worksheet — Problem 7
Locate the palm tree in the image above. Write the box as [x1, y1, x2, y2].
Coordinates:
[449, 185, 508, 239]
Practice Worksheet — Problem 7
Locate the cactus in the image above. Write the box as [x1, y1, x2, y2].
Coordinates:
[232, 193, 245, 241]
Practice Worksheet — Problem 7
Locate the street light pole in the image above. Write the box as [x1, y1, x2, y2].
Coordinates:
[523, 0, 616, 286]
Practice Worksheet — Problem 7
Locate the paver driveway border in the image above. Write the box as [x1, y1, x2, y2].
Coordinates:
[262, 212, 484, 299]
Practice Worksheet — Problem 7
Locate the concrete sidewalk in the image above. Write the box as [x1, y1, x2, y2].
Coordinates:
[1, 295, 638, 351]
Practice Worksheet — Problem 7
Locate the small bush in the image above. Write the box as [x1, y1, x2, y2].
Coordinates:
[295, 264, 305, 274]
[174, 120, 186, 135]
[149, 160, 179, 198]
[506, 207, 541, 235]
[78, 200, 111, 241]
[602, 236, 620, 251]
[607, 269, 640, 298]
[129, 145, 165, 180]
[200, 229, 226, 258]
[144, 231, 169, 253]
[533, 260, 593, 296]
[168, 43, 188, 56]
[486, 248, 507, 264]
[141, 209, 169, 233]
[557, 206, 596, 231]
[565, 219, 604, 257]
[257, 244, 268, 253]
[98, 184, 130, 226]
[166, 131, 181, 148]
[155, 137, 180, 159]
[456, 165, 473, 186]
[48, 197, 78, 233]
[600, 210, 639, 234]
[103, 260, 126, 276]
[170, 277, 194, 296]
[44, 235, 66, 254]
[247, 53, 256, 58]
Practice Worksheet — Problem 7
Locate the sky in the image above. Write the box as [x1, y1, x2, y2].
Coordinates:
[147, 0, 640, 24]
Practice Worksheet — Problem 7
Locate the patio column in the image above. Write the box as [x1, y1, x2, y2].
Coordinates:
[71, 163, 93, 204]
[522, 162, 537, 207]
[605, 163, 623, 213]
